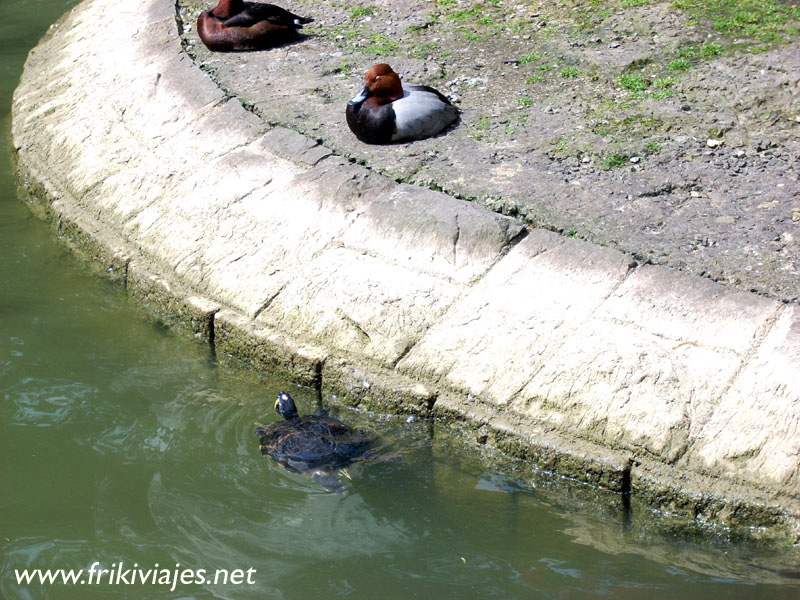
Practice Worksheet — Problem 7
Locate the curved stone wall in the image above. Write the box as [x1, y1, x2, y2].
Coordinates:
[11, 0, 800, 538]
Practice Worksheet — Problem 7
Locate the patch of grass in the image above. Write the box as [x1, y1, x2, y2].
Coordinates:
[323, 62, 355, 77]
[657, 41, 724, 76]
[649, 88, 675, 99]
[621, 0, 651, 6]
[407, 40, 438, 59]
[576, 0, 612, 29]
[674, 45, 696, 59]
[699, 42, 724, 57]
[474, 115, 493, 130]
[654, 76, 677, 88]
[593, 122, 612, 136]
[647, 75, 678, 98]
[315, 23, 362, 48]
[525, 74, 546, 84]
[667, 58, 692, 71]
[592, 113, 666, 136]
[671, 0, 800, 47]
[621, 115, 666, 134]
[560, 66, 580, 78]
[714, 4, 794, 39]
[618, 73, 650, 92]
[517, 96, 533, 107]
[644, 141, 662, 154]
[675, 41, 724, 60]
[461, 28, 487, 41]
[349, 6, 375, 18]
[603, 153, 630, 168]
[448, 8, 481, 21]
[552, 138, 570, 154]
[472, 115, 498, 140]
[519, 52, 544, 64]
[505, 18, 529, 34]
[361, 33, 399, 55]
[437, 0, 505, 39]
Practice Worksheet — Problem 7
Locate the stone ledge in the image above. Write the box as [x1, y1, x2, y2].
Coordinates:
[10, 0, 800, 538]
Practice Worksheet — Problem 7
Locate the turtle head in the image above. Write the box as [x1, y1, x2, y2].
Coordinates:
[275, 391, 299, 420]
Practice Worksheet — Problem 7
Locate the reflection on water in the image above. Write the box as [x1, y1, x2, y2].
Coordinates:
[8, 378, 98, 427]
[2, 1, 800, 598]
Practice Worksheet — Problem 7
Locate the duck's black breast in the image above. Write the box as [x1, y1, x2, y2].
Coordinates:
[346, 99, 397, 145]
[223, 2, 309, 28]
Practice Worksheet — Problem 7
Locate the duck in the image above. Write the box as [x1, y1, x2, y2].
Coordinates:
[197, 0, 313, 52]
[345, 64, 459, 144]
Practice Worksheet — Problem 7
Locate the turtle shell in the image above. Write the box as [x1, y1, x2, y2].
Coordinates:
[256, 414, 371, 474]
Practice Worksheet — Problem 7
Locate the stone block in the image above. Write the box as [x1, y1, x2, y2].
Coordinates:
[690, 305, 800, 494]
[516, 319, 742, 461]
[398, 231, 632, 404]
[597, 264, 777, 354]
[343, 184, 525, 284]
[257, 246, 462, 366]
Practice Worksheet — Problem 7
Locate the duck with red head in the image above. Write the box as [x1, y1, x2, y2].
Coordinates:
[346, 64, 459, 144]
[197, 0, 312, 52]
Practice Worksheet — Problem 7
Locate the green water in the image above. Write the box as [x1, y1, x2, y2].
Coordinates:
[2, 1, 800, 598]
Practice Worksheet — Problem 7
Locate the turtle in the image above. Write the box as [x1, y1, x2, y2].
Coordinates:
[255, 391, 373, 490]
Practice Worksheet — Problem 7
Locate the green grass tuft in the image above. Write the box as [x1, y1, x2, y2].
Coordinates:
[618, 73, 650, 91]
[349, 6, 375, 18]
[519, 52, 544, 64]
[361, 33, 399, 55]
[671, 0, 800, 48]
[667, 58, 692, 71]
[603, 153, 630, 168]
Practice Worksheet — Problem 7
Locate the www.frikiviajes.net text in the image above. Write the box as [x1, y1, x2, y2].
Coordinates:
[14, 562, 256, 592]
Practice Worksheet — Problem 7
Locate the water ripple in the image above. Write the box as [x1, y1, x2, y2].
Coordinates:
[5, 378, 98, 427]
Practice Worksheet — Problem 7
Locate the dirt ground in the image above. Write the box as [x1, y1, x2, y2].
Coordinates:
[177, 0, 800, 302]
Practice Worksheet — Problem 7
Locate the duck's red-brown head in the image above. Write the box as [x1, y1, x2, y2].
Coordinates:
[209, 0, 244, 19]
[348, 63, 404, 106]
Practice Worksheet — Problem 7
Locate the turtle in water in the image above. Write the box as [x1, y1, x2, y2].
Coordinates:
[255, 391, 373, 490]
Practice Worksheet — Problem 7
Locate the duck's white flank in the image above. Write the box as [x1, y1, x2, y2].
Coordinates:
[390, 85, 458, 142]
